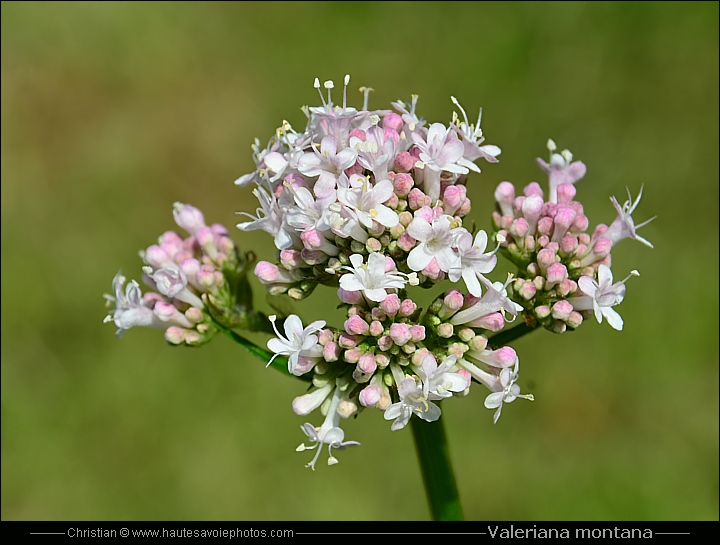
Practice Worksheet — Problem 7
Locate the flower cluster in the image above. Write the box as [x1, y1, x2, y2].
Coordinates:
[104, 203, 261, 345]
[105, 75, 654, 471]
[493, 139, 654, 333]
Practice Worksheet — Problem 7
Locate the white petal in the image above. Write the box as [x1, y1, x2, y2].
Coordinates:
[407, 245, 434, 272]
[602, 307, 624, 330]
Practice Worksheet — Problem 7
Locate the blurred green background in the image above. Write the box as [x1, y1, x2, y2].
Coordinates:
[2, 1, 718, 521]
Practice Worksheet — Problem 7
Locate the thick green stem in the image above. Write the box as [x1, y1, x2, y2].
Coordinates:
[410, 411, 464, 521]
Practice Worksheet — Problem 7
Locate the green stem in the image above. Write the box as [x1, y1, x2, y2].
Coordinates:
[410, 411, 464, 521]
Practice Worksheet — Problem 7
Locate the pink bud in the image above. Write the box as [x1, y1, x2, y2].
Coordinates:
[437, 323, 454, 338]
[377, 335, 393, 351]
[592, 224, 609, 240]
[144, 245, 173, 269]
[300, 228, 325, 250]
[537, 217, 554, 236]
[410, 325, 426, 342]
[567, 311, 583, 329]
[559, 234, 579, 255]
[578, 233, 591, 246]
[369, 320, 384, 337]
[422, 258, 442, 280]
[509, 218, 529, 239]
[375, 353, 390, 368]
[344, 347, 364, 364]
[571, 213, 589, 233]
[556, 279, 577, 297]
[513, 196, 526, 216]
[546, 262, 568, 285]
[382, 112, 404, 132]
[338, 334, 359, 349]
[456, 198, 471, 216]
[592, 236, 612, 257]
[556, 183, 576, 204]
[392, 172, 414, 196]
[389, 323, 412, 346]
[552, 205, 577, 242]
[537, 248, 557, 271]
[439, 289, 464, 318]
[488, 346, 517, 368]
[359, 383, 382, 408]
[469, 335, 488, 351]
[349, 128, 366, 141]
[280, 249, 302, 269]
[523, 182, 544, 198]
[394, 151, 415, 172]
[408, 188, 428, 210]
[399, 299, 417, 317]
[552, 300, 573, 321]
[159, 230, 183, 246]
[380, 294, 401, 317]
[521, 195, 544, 233]
[457, 369, 472, 393]
[469, 312, 505, 332]
[383, 127, 400, 145]
[535, 305, 551, 319]
[255, 261, 280, 283]
[165, 327, 186, 345]
[357, 352, 377, 374]
[397, 232, 416, 252]
[494, 182, 515, 216]
[518, 282, 537, 300]
[443, 185, 465, 209]
[173, 203, 206, 235]
[344, 315, 369, 335]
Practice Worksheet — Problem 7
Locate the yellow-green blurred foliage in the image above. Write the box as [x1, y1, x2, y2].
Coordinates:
[2, 1, 718, 520]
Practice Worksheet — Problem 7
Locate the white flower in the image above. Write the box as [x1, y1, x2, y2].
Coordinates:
[450, 96, 501, 163]
[297, 135, 357, 198]
[103, 272, 164, 336]
[406, 214, 462, 273]
[449, 229, 500, 297]
[412, 122, 479, 201]
[337, 174, 399, 229]
[569, 265, 639, 331]
[296, 387, 360, 470]
[450, 276, 523, 326]
[605, 185, 656, 249]
[383, 376, 441, 431]
[236, 184, 294, 250]
[416, 354, 469, 400]
[484, 358, 534, 424]
[339, 252, 415, 302]
[142, 266, 204, 309]
[266, 314, 325, 374]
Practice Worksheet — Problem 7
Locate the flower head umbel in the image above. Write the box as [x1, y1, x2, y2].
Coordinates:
[267, 314, 325, 374]
[108, 74, 652, 472]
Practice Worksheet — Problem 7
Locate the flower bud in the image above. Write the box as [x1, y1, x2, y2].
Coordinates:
[357, 352, 377, 375]
[523, 182, 544, 198]
[380, 293, 401, 317]
[394, 151, 415, 172]
[323, 341, 341, 362]
[552, 300, 573, 321]
[173, 202, 206, 235]
[494, 182, 516, 216]
[338, 287, 365, 305]
[556, 183, 576, 204]
[389, 323, 412, 346]
[399, 299, 417, 317]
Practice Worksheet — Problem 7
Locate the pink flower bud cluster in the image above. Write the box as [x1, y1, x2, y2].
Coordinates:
[104, 203, 240, 345]
[492, 143, 652, 333]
